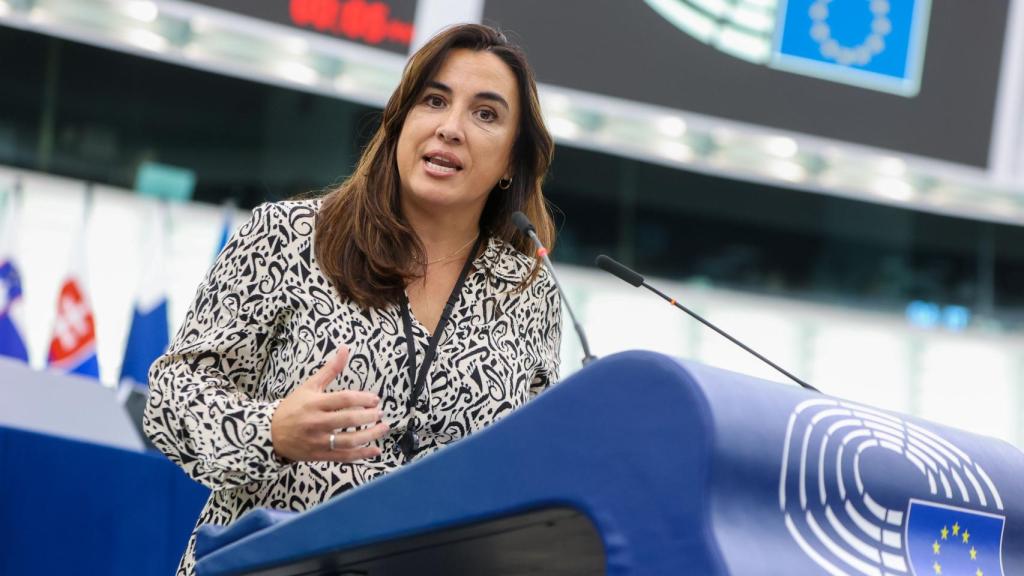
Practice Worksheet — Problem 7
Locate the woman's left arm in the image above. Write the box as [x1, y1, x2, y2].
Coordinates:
[143, 203, 293, 490]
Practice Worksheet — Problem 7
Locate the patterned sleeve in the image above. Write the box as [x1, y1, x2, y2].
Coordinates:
[530, 271, 562, 397]
[144, 203, 290, 490]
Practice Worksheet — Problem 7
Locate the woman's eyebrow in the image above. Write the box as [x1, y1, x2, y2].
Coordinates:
[425, 80, 510, 111]
[476, 91, 510, 111]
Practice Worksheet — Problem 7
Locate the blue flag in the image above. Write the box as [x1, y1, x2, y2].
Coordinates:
[119, 202, 170, 388]
[0, 187, 29, 363]
[119, 301, 169, 387]
[0, 259, 29, 362]
[773, 0, 931, 95]
[906, 499, 1005, 576]
[213, 201, 235, 259]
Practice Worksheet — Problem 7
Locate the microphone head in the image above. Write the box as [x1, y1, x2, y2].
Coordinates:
[595, 254, 644, 287]
[511, 211, 536, 235]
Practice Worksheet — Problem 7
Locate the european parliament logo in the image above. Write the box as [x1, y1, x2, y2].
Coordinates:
[643, 0, 931, 96]
[779, 399, 1005, 575]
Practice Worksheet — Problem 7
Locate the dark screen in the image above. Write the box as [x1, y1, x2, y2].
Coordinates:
[483, 0, 1007, 168]
[186, 0, 418, 54]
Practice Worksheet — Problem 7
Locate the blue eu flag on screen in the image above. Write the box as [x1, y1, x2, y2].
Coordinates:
[773, 0, 931, 96]
[905, 499, 1004, 576]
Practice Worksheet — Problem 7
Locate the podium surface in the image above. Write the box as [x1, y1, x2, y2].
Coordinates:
[196, 351, 1024, 575]
[0, 356, 143, 451]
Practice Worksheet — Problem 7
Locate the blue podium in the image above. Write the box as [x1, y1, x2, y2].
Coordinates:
[0, 426, 209, 575]
[195, 351, 1024, 575]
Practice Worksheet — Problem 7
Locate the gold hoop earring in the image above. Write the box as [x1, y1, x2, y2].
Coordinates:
[498, 177, 513, 190]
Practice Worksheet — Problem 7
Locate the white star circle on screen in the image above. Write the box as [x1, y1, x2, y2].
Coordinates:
[809, 0, 892, 67]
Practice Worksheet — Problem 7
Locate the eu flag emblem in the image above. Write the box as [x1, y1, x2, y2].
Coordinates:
[905, 499, 1004, 576]
[773, 0, 931, 96]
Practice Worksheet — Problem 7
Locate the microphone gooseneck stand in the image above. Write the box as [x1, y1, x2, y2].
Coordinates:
[512, 212, 598, 366]
[595, 254, 819, 393]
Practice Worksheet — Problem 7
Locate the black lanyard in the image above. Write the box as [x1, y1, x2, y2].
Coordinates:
[397, 234, 484, 460]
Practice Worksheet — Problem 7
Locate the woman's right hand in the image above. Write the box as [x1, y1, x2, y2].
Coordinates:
[271, 345, 389, 463]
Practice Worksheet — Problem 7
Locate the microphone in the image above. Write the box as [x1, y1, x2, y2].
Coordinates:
[512, 211, 597, 365]
[595, 255, 818, 392]
[511, 211, 535, 235]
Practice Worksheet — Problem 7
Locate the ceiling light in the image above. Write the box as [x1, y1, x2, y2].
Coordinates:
[275, 61, 318, 86]
[540, 92, 571, 113]
[190, 15, 215, 35]
[659, 141, 694, 162]
[764, 136, 798, 158]
[872, 178, 916, 202]
[547, 116, 581, 140]
[875, 156, 907, 177]
[280, 36, 309, 57]
[123, 28, 168, 53]
[657, 116, 687, 138]
[122, 1, 159, 24]
[764, 159, 807, 182]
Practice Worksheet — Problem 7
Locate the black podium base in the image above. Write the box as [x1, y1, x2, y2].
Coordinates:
[247, 507, 604, 576]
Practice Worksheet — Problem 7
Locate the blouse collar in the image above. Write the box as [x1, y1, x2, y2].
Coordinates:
[474, 235, 534, 284]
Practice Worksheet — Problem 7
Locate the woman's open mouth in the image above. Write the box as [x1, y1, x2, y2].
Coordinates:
[422, 152, 463, 176]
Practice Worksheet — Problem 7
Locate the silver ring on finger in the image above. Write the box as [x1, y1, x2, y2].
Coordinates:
[329, 430, 338, 452]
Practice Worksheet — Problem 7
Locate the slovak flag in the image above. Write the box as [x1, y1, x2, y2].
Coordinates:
[48, 216, 100, 379]
[0, 187, 29, 362]
[119, 201, 169, 389]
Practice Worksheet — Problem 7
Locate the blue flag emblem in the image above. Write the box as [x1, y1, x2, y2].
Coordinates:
[643, 0, 932, 96]
[773, 0, 931, 95]
[905, 500, 1004, 576]
[119, 201, 171, 389]
[0, 259, 29, 362]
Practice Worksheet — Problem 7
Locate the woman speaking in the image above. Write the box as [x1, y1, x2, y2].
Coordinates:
[144, 24, 562, 574]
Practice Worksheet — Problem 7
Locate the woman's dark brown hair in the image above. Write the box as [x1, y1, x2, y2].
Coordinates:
[314, 23, 556, 309]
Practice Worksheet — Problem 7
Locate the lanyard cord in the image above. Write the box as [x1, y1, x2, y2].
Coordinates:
[397, 234, 485, 460]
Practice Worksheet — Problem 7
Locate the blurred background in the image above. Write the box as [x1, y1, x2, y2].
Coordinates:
[2, 0, 1023, 453]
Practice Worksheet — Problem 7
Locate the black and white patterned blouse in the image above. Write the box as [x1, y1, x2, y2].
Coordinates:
[143, 199, 562, 575]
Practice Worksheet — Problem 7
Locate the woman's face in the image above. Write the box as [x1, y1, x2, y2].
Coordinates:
[396, 48, 520, 223]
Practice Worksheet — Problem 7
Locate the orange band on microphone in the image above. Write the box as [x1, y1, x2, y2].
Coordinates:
[537, 247, 548, 258]
[669, 299, 677, 306]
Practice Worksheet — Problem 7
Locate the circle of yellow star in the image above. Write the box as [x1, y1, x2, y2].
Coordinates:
[970, 546, 977, 560]
[976, 569, 983, 576]
[933, 560, 942, 574]
[932, 540, 941, 554]
[952, 522, 960, 536]
[940, 526, 949, 540]
[963, 530, 971, 544]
